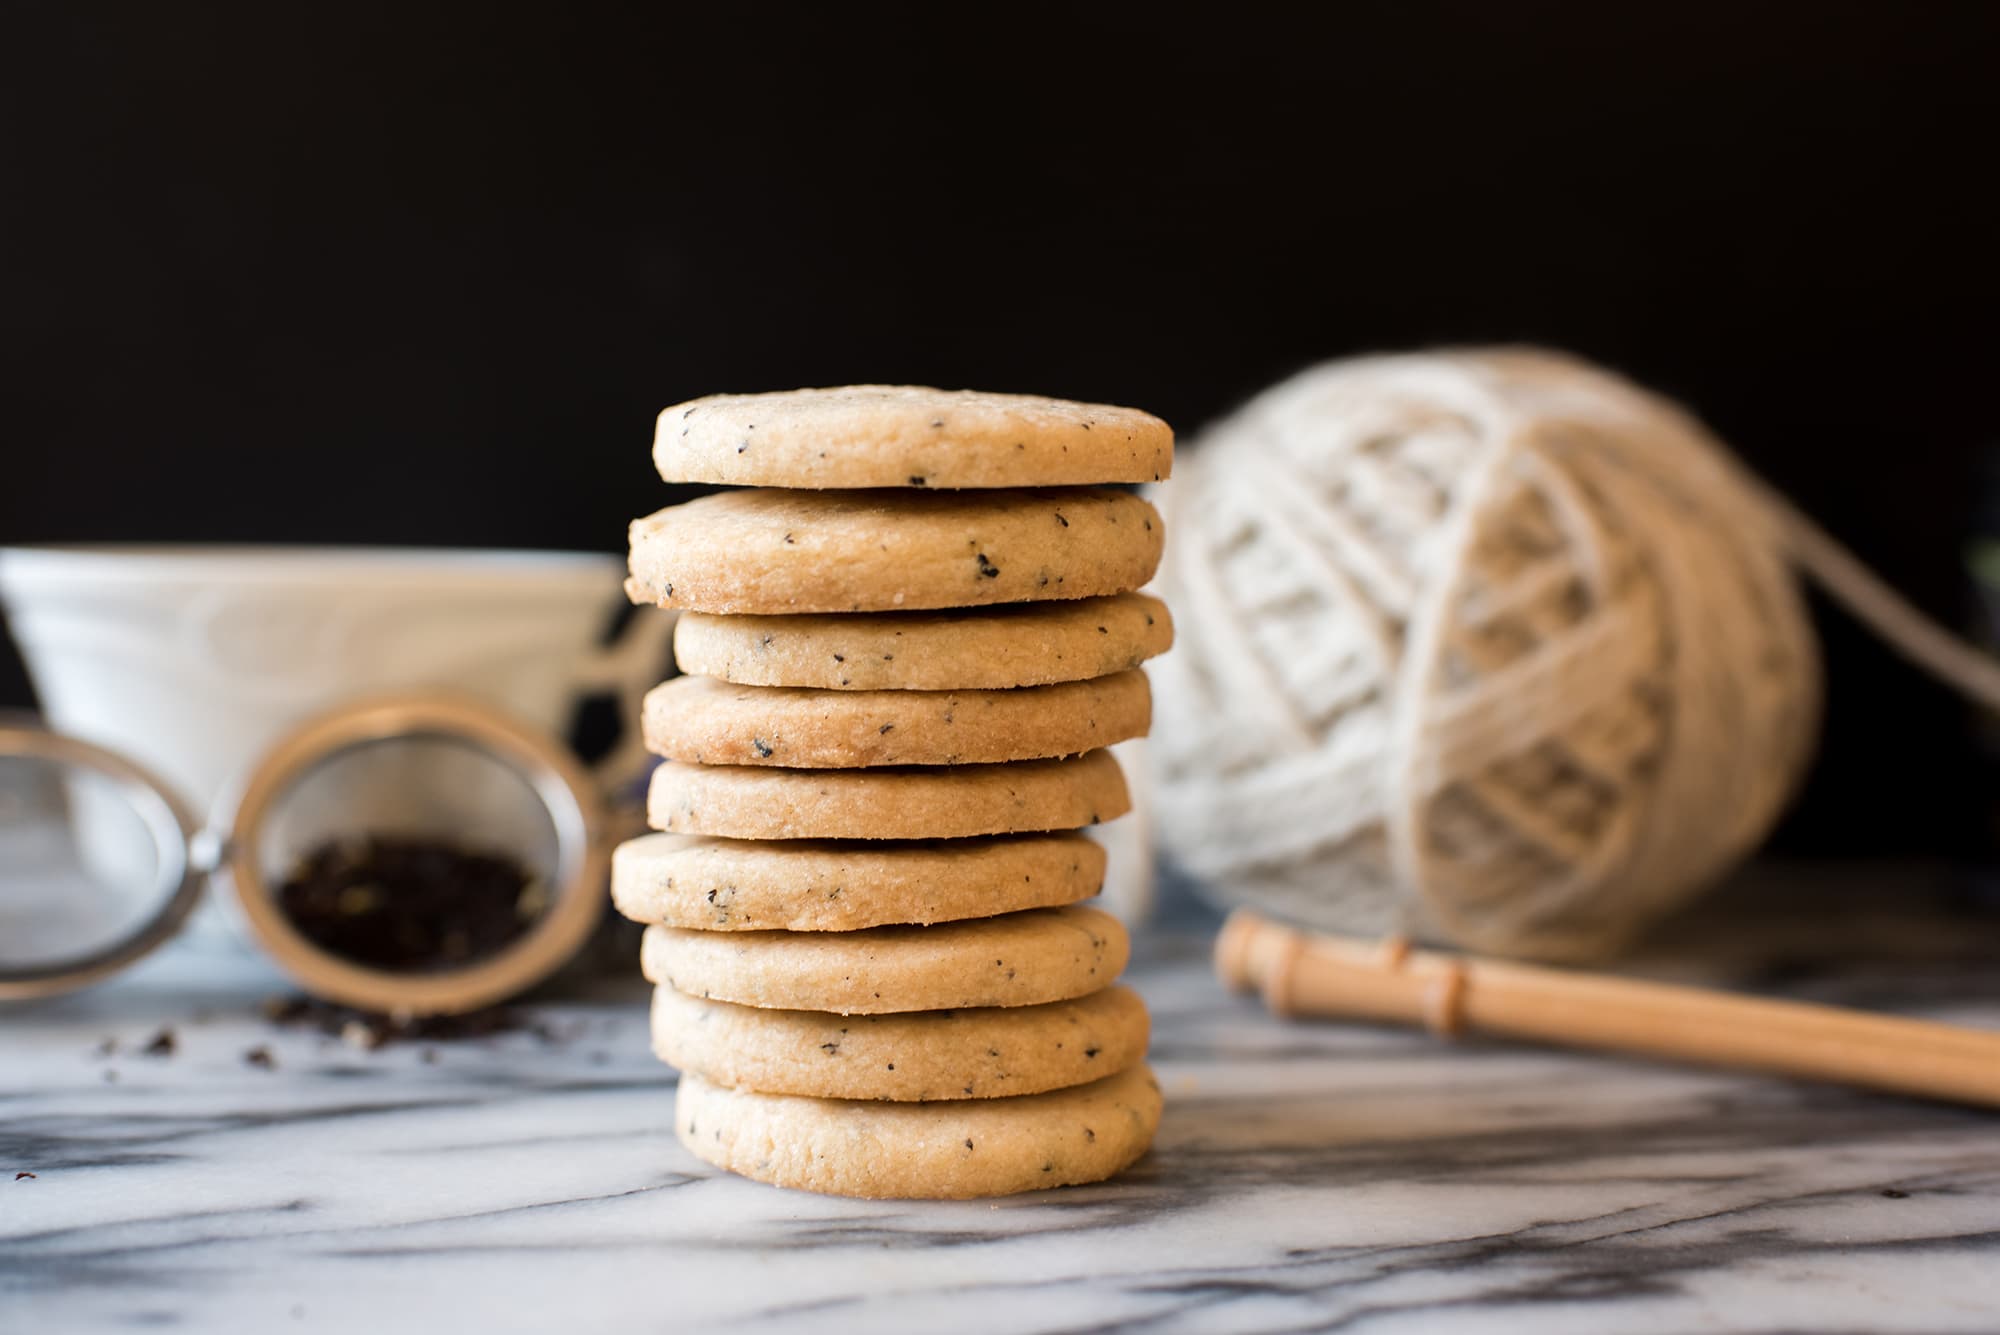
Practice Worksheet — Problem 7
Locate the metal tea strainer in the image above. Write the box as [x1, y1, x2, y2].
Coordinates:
[0, 692, 607, 1013]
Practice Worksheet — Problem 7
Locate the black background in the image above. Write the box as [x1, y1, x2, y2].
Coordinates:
[4, 3, 1998, 855]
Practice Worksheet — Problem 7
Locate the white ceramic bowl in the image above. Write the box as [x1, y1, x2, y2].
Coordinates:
[1, 545, 668, 809]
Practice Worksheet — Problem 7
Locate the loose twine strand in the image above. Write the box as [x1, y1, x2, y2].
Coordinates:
[1758, 481, 2000, 714]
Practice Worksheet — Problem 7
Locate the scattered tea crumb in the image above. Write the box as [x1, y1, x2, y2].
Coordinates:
[15, 1172, 35, 1181]
[93, 1037, 117, 1059]
[1880, 1188, 1910, 1199]
[141, 1028, 176, 1057]
[263, 994, 533, 1050]
[243, 1046, 277, 1071]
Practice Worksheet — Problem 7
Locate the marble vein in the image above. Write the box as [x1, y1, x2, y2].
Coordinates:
[3, 865, 1999, 1333]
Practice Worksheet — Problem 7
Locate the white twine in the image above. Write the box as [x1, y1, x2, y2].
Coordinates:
[1151, 347, 2000, 961]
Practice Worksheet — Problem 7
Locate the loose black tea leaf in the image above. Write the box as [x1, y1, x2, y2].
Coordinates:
[141, 1028, 176, 1057]
[262, 994, 533, 1048]
[275, 835, 543, 973]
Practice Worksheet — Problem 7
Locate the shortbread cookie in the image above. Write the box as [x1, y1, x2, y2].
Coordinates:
[611, 831, 1105, 931]
[654, 386, 1173, 490]
[640, 905, 1128, 1013]
[642, 671, 1149, 768]
[651, 984, 1149, 1101]
[647, 751, 1129, 840]
[672, 593, 1173, 691]
[626, 487, 1163, 614]
[675, 1063, 1162, 1199]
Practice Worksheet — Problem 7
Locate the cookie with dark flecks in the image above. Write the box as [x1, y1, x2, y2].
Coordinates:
[671, 592, 1172, 692]
[645, 750, 1129, 841]
[625, 486, 1162, 615]
[651, 983, 1148, 1101]
[674, 1063, 1162, 1199]
[653, 385, 1172, 490]
[611, 831, 1105, 932]
[641, 670, 1149, 768]
[639, 905, 1129, 1014]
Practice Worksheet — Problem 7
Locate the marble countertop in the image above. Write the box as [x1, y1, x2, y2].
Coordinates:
[5, 865, 2000, 1334]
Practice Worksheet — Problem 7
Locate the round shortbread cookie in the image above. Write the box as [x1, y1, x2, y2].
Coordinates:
[639, 905, 1129, 1013]
[625, 487, 1163, 614]
[641, 670, 1150, 768]
[674, 1063, 1162, 1199]
[611, 831, 1105, 931]
[646, 750, 1129, 840]
[672, 593, 1173, 691]
[651, 984, 1149, 1101]
[653, 386, 1173, 490]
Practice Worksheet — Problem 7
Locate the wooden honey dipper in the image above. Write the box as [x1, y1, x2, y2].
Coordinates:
[1216, 909, 2000, 1109]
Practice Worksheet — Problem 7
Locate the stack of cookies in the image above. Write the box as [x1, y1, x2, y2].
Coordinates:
[612, 386, 1172, 1199]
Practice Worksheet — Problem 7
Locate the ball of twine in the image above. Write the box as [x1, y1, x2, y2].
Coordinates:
[1152, 347, 2000, 961]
